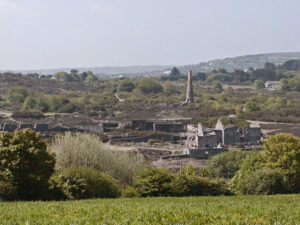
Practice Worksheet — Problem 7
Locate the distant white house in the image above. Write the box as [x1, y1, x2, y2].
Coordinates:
[265, 81, 280, 89]
[163, 70, 171, 75]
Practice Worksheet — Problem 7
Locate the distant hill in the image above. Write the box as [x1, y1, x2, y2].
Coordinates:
[0, 65, 173, 77]
[179, 52, 300, 73]
[1, 52, 300, 76]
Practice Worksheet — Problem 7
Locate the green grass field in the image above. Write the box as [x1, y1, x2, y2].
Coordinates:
[1, 195, 299, 224]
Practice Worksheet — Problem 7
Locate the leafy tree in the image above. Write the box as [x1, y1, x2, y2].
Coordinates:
[79, 72, 88, 81]
[254, 80, 265, 90]
[136, 78, 163, 94]
[280, 60, 300, 71]
[207, 150, 250, 179]
[231, 153, 265, 194]
[213, 81, 223, 93]
[7, 87, 29, 103]
[245, 101, 261, 112]
[0, 129, 55, 200]
[195, 72, 206, 81]
[280, 79, 290, 91]
[23, 96, 37, 110]
[170, 67, 181, 76]
[70, 73, 80, 82]
[236, 168, 286, 195]
[70, 69, 79, 74]
[232, 134, 300, 194]
[54, 71, 73, 82]
[171, 166, 228, 196]
[262, 134, 300, 193]
[264, 62, 276, 71]
[231, 69, 249, 83]
[36, 95, 50, 112]
[133, 168, 174, 197]
[0, 180, 18, 201]
[48, 96, 70, 112]
[118, 80, 135, 92]
[85, 72, 98, 82]
[50, 166, 120, 200]
[164, 81, 178, 96]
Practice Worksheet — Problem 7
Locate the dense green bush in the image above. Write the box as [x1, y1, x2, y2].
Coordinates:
[23, 94, 74, 113]
[280, 59, 300, 71]
[232, 134, 300, 194]
[0, 129, 55, 200]
[54, 71, 98, 82]
[236, 168, 286, 195]
[213, 81, 223, 93]
[133, 168, 174, 197]
[170, 67, 181, 76]
[85, 73, 98, 82]
[164, 81, 179, 96]
[135, 78, 163, 94]
[261, 133, 300, 193]
[7, 87, 29, 103]
[57, 102, 80, 113]
[0, 180, 18, 201]
[122, 185, 140, 197]
[231, 153, 265, 194]
[245, 101, 261, 112]
[207, 150, 250, 179]
[118, 80, 135, 92]
[254, 79, 265, 90]
[22, 96, 37, 109]
[11, 110, 44, 119]
[131, 166, 229, 197]
[50, 166, 120, 200]
[171, 166, 229, 196]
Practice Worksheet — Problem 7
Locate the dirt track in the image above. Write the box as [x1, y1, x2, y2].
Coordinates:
[248, 120, 300, 137]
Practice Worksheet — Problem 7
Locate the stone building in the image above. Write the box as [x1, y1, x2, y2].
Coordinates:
[242, 125, 262, 144]
[131, 120, 155, 131]
[131, 120, 186, 133]
[19, 123, 34, 130]
[2, 123, 18, 132]
[215, 119, 240, 145]
[186, 119, 262, 149]
[154, 122, 186, 133]
[186, 124, 222, 148]
[34, 123, 49, 132]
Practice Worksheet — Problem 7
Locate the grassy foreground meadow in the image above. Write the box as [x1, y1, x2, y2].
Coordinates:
[0, 195, 299, 224]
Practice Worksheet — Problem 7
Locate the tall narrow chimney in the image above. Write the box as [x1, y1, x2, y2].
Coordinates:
[185, 70, 194, 103]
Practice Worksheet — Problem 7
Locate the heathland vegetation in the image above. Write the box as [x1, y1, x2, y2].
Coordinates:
[1, 60, 300, 124]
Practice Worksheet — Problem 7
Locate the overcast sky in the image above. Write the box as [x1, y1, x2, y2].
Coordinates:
[1, 0, 300, 70]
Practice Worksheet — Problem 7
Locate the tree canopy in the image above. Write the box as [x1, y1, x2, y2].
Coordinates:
[254, 80, 265, 90]
[262, 133, 300, 192]
[170, 67, 181, 76]
[207, 150, 250, 179]
[232, 133, 300, 194]
[0, 129, 55, 200]
[136, 78, 163, 94]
